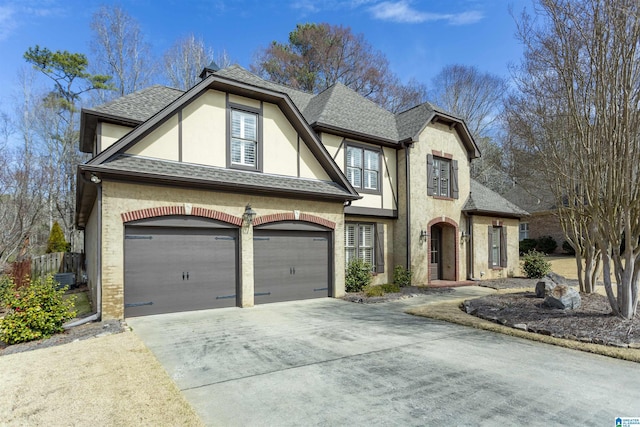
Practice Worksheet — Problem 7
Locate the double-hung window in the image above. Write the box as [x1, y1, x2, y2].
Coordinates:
[346, 145, 380, 192]
[230, 109, 258, 168]
[519, 222, 530, 241]
[345, 223, 375, 269]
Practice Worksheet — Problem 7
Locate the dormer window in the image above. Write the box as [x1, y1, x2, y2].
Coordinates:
[346, 144, 380, 193]
[230, 109, 257, 168]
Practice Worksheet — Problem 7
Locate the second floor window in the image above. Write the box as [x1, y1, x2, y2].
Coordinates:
[230, 109, 257, 168]
[427, 154, 459, 199]
[346, 145, 380, 192]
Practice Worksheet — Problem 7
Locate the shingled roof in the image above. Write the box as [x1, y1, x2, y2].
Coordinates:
[90, 85, 184, 122]
[82, 65, 478, 153]
[463, 180, 529, 217]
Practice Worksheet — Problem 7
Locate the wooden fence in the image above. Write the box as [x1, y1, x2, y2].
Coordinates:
[10, 252, 84, 287]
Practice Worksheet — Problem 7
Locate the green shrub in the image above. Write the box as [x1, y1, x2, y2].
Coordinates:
[519, 238, 537, 255]
[0, 275, 76, 344]
[521, 250, 552, 279]
[380, 283, 401, 293]
[345, 258, 373, 293]
[393, 265, 412, 287]
[0, 275, 12, 305]
[535, 235, 558, 254]
[364, 285, 385, 297]
[562, 240, 576, 255]
[46, 221, 69, 253]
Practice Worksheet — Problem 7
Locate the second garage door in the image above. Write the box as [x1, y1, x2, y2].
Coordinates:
[253, 227, 331, 304]
[124, 217, 238, 317]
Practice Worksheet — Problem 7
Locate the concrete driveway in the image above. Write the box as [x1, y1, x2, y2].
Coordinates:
[128, 290, 640, 426]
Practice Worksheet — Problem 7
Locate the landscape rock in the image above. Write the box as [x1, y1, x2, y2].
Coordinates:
[546, 272, 567, 285]
[513, 323, 528, 331]
[535, 279, 557, 298]
[544, 285, 581, 309]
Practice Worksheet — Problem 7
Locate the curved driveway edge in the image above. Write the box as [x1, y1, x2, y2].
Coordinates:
[128, 290, 640, 426]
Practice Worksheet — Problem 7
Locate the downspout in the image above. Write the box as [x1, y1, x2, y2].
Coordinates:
[64, 176, 102, 328]
[465, 213, 475, 280]
[404, 142, 411, 270]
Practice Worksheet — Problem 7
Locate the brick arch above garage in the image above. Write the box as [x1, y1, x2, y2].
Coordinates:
[253, 212, 335, 229]
[121, 205, 243, 226]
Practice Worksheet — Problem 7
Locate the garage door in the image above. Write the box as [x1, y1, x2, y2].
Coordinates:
[253, 227, 331, 304]
[124, 218, 238, 317]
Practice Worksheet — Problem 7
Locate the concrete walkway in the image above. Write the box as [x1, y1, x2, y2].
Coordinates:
[128, 287, 640, 426]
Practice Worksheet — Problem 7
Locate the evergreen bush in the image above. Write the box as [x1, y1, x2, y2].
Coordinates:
[562, 240, 576, 255]
[519, 238, 537, 255]
[521, 250, 552, 279]
[345, 258, 373, 293]
[46, 221, 69, 253]
[0, 275, 76, 344]
[535, 235, 558, 254]
[393, 265, 412, 287]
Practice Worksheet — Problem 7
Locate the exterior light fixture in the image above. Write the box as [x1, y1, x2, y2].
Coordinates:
[242, 204, 256, 226]
[419, 229, 428, 242]
[90, 174, 101, 184]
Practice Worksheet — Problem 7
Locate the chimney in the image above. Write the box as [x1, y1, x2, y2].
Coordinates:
[199, 61, 220, 80]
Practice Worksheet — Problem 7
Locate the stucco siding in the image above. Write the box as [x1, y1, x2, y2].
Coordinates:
[125, 115, 179, 160]
[262, 103, 299, 177]
[99, 123, 132, 153]
[181, 89, 226, 167]
[471, 216, 520, 280]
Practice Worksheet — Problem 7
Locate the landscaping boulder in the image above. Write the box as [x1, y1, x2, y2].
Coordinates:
[546, 272, 566, 285]
[535, 279, 557, 298]
[544, 285, 581, 309]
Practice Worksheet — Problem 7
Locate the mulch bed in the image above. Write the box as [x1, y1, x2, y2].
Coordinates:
[342, 286, 454, 304]
[463, 290, 640, 348]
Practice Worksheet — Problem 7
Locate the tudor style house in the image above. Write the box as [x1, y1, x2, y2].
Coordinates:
[76, 64, 527, 319]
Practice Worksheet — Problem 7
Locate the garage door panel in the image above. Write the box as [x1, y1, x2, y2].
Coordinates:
[254, 230, 330, 304]
[125, 226, 237, 317]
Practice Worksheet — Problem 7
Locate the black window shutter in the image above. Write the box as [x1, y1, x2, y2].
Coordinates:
[375, 223, 385, 273]
[500, 227, 508, 267]
[427, 154, 434, 196]
[451, 160, 459, 199]
[488, 226, 494, 267]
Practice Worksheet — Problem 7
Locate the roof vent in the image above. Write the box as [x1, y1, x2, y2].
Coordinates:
[199, 61, 220, 80]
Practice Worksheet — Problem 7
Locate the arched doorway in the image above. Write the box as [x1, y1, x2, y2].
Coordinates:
[428, 220, 458, 281]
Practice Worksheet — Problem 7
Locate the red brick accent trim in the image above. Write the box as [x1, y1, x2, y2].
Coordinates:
[492, 220, 503, 227]
[426, 216, 459, 283]
[431, 150, 453, 160]
[121, 206, 243, 226]
[253, 212, 335, 229]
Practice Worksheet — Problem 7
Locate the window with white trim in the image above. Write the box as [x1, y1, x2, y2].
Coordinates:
[345, 223, 375, 268]
[519, 222, 530, 241]
[346, 145, 380, 192]
[230, 109, 258, 168]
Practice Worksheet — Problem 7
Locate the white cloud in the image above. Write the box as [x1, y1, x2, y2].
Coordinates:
[368, 1, 483, 25]
[0, 5, 17, 41]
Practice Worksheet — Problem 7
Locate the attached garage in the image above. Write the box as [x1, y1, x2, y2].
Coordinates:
[253, 222, 332, 304]
[124, 216, 238, 317]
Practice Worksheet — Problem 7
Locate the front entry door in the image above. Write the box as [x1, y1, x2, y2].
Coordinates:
[430, 226, 442, 281]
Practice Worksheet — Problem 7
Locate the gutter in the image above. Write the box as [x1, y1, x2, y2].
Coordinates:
[64, 176, 102, 328]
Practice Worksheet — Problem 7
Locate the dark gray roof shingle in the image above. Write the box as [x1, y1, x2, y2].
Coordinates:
[464, 179, 529, 217]
[91, 85, 184, 122]
[91, 155, 356, 200]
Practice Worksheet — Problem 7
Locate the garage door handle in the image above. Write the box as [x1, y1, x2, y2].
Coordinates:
[186, 272, 189, 280]
[182, 272, 185, 280]
[293, 267, 295, 275]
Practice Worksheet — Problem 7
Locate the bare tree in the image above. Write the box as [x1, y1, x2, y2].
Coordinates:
[90, 5, 156, 101]
[163, 34, 230, 90]
[507, 0, 640, 318]
[0, 92, 47, 268]
[252, 23, 427, 112]
[431, 64, 509, 191]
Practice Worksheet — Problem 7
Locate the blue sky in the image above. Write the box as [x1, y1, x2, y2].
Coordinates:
[0, 0, 533, 109]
